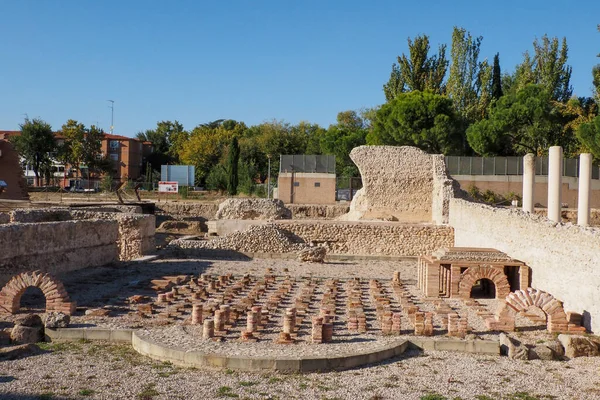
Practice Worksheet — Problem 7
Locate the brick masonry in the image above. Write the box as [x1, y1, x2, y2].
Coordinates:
[0, 270, 76, 315]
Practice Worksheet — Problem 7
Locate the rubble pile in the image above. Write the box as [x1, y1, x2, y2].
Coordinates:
[215, 198, 292, 220]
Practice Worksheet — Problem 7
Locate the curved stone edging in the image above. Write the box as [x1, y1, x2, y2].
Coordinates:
[45, 328, 500, 372]
[131, 331, 409, 372]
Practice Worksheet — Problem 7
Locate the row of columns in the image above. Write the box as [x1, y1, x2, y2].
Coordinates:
[521, 147, 592, 226]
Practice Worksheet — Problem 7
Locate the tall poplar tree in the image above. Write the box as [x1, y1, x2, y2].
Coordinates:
[383, 34, 448, 101]
[511, 35, 573, 102]
[446, 27, 493, 149]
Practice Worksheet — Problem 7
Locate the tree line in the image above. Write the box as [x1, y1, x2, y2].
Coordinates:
[10, 118, 110, 186]
[10, 25, 600, 193]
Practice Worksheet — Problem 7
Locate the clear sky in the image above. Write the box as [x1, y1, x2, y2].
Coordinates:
[0, 0, 598, 137]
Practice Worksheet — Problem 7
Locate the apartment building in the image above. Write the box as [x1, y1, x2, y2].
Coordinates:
[0, 131, 153, 187]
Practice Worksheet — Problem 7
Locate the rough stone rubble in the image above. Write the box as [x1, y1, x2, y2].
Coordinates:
[169, 224, 324, 259]
[215, 198, 292, 220]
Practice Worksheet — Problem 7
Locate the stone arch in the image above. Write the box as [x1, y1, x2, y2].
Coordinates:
[458, 265, 510, 299]
[487, 288, 569, 333]
[0, 271, 76, 315]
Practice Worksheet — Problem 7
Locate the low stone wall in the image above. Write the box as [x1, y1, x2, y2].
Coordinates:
[155, 201, 351, 221]
[287, 204, 349, 219]
[449, 199, 600, 332]
[9, 208, 72, 223]
[154, 202, 219, 220]
[70, 211, 155, 261]
[0, 220, 119, 285]
[273, 220, 454, 257]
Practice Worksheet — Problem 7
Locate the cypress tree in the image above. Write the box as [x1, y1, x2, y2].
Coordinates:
[491, 53, 503, 100]
[227, 136, 240, 195]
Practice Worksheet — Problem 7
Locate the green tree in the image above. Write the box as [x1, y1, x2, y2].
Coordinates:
[136, 120, 187, 172]
[10, 118, 56, 186]
[367, 90, 462, 154]
[227, 136, 240, 195]
[383, 34, 448, 101]
[467, 84, 576, 156]
[60, 119, 86, 179]
[446, 27, 492, 126]
[511, 35, 572, 102]
[83, 125, 110, 180]
[321, 111, 367, 176]
[577, 115, 600, 158]
[491, 53, 503, 100]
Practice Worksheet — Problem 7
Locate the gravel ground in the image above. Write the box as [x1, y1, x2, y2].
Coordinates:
[1, 341, 600, 400]
[3, 257, 595, 399]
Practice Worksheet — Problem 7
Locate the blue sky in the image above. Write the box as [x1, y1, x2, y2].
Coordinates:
[0, 0, 598, 137]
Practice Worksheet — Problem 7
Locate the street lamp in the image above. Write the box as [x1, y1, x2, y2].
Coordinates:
[267, 154, 271, 199]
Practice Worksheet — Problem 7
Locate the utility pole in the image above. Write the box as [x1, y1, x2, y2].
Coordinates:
[107, 100, 114, 134]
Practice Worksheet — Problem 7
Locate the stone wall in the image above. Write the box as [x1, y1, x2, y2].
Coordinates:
[286, 204, 350, 219]
[0, 220, 119, 285]
[343, 146, 460, 223]
[449, 198, 600, 332]
[155, 200, 351, 221]
[70, 211, 155, 260]
[273, 220, 454, 257]
[154, 202, 219, 221]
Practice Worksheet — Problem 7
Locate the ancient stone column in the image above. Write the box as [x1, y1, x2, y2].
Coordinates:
[548, 146, 563, 223]
[191, 304, 203, 325]
[283, 312, 294, 334]
[219, 304, 231, 325]
[578, 153, 592, 226]
[214, 310, 225, 331]
[202, 318, 214, 339]
[522, 153, 535, 213]
[322, 323, 333, 343]
[246, 311, 257, 333]
[311, 316, 324, 344]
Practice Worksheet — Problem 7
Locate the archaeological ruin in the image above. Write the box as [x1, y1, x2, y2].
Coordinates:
[1, 144, 599, 380]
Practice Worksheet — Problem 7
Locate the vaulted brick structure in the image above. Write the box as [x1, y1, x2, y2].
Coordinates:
[458, 265, 511, 299]
[486, 288, 585, 333]
[0, 271, 76, 315]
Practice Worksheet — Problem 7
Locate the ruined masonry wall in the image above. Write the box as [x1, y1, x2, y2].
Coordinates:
[347, 146, 434, 222]
[273, 221, 454, 256]
[449, 199, 600, 332]
[70, 211, 155, 260]
[0, 220, 119, 286]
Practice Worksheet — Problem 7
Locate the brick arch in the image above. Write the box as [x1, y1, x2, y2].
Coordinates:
[486, 288, 569, 333]
[458, 265, 510, 299]
[0, 271, 76, 315]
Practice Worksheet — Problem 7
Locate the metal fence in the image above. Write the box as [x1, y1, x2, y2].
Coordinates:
[445, 156, 600, 180]
[279, 155, 335, 174]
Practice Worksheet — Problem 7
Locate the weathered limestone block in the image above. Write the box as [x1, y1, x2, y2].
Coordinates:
[558, 334, 599, 358]
[297, 246, 326, 263]
[499, 333, 528, 360]
[11, 315, 44, 344]
[43, 312, 70, 328]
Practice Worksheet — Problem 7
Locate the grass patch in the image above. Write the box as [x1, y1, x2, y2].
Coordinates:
[137, 383, 160, 400]
[238, 381, 258, 387]
[37, 342, 80, 353]
[216, 386, 239, 398]
[37, 393, 54, 400]
[78, 389, 96, 396]
[420, 394, 448, 400]
[507, 393, 541, 400]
